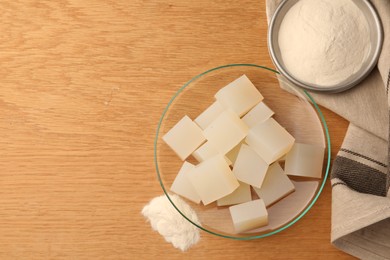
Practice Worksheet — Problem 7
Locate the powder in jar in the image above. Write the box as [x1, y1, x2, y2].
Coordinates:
[278, 0, 371, 87]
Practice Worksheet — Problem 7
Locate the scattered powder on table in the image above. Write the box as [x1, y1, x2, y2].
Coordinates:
[142, 194, 200, 251]
[278, 0, 371, 87]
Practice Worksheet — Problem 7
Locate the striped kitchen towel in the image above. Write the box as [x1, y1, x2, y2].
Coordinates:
[267, 0, 390, 259]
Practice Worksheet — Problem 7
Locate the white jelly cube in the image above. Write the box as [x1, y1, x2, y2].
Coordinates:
[253, 163, 295, 207]
[163, 115, 206, 160]
[242, 102, 274, 128]
[188, 155, 239, 205]
[225, 140, 246, 166]
[194, 101, 225, 130]
[233, 144, 269, 188]
[217, 182, 251, 206]
[229, 199, 268, 233]
[246, 118, 295, 164]
[170, 162, 201, 204]
[204, 110, 248, 155]
[215, 75, 264, 117]
[285, 143, 325, 179]
[249, 181, 318, 233]
[192, 141, 232, 165]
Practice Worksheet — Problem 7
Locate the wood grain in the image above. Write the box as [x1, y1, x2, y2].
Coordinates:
[0, 0, 352, 259]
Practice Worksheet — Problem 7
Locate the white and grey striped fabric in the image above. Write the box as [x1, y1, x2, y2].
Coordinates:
[266, 0, 390, 259]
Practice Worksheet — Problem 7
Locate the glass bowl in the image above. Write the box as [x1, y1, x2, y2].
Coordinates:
[154, 64, 331, 239]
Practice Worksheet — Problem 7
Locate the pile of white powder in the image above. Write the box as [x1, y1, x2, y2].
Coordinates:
[142, 194, 200, 251]
[278, 0, 371, 87]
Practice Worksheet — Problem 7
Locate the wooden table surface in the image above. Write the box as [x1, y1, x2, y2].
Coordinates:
[0, 0, 353, 259]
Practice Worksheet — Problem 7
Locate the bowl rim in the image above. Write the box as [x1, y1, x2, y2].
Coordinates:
[154, 64, 331, 240]
[268, 0, 384, 93]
